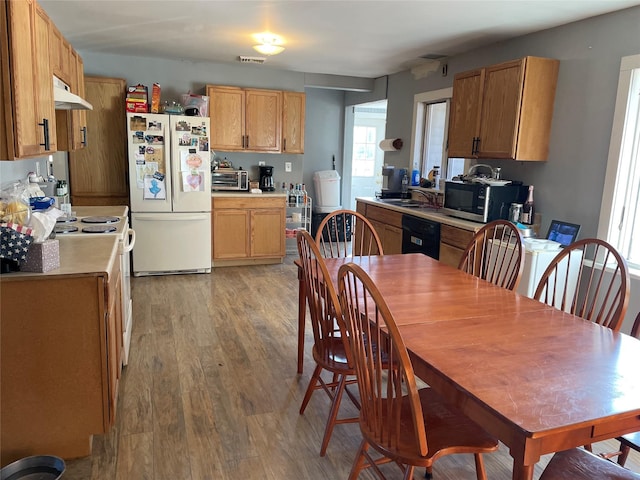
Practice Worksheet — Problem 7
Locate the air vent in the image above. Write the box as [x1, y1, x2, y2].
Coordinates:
[238, 56, 266, 64]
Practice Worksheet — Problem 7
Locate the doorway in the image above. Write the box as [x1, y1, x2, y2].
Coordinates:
[342, 100, 387, 211]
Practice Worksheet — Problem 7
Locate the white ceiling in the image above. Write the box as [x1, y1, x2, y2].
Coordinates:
[39, 0, 640, 78]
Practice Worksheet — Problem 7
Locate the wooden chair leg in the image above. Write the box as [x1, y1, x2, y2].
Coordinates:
[403, 465, 415, 480]
[474, 453, 487, 480]
[349, 439, 369, 480]
[320, 373, 348, 456]
[299, 364, 323, 414]
[618, 444, 631, 466]
[424, 466, 433, 478]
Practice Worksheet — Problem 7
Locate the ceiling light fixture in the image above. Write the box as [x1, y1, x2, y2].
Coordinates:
[253, 33, 285, 56]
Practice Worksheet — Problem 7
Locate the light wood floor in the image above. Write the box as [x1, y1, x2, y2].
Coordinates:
[63, 255, 640, 479]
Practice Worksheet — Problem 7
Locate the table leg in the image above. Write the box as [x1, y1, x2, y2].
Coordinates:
[297, 266, 306, 374]
[512, 460, 535, 480]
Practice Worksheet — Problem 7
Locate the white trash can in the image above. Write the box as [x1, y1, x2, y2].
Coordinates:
[313, 170, 341, 210]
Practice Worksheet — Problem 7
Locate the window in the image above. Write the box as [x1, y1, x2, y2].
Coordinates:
[598, 54, 640, 272]
[410, 88, 466, 184]
[352, 125, 377, 177]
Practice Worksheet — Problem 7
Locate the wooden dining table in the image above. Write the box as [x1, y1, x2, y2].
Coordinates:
[296, 253, 640, 480]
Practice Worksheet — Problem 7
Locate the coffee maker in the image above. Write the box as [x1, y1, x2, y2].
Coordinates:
[259, 165, 275, 191]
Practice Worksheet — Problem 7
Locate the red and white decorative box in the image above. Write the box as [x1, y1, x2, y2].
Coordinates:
[21, 239, 60, 273]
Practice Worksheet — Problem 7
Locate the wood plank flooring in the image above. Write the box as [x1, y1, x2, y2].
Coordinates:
[62, 255, 640, 479]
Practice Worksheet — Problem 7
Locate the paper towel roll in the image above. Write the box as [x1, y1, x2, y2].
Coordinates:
[379, 138, 403, 151]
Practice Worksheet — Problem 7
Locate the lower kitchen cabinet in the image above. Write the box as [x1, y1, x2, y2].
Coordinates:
[439, 223, 475, 268]
[357, 201, 403, 254]
[0, 237, 122, 464]
[212, 195, 286, 266]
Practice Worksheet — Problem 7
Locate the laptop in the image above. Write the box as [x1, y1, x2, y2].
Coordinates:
[545, 219, 581, 247]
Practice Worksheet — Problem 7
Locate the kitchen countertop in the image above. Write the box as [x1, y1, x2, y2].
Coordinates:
[212, 191, 287, 198]
[1, 236, 119, 281]
[356, 197, 483, 232]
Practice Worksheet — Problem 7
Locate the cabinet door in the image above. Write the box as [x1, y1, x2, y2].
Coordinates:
[5, 0, 56, 158]
[282, 91, 305, 154]
[477, 59, 524, 159]
[106, 268, 123, 427]
[69, 52, 88, 150]
[213, 209, 249, 259]
[207, 86, 245, 151]
[33, 4, 56, 153]
[448, 69, 483, 158]
[68, 77, 128, 205]
[245, 89, 282, 152]
[251, 208, 285, 257]
[49, 24, 71, 84]
[383, 224, 403, 254]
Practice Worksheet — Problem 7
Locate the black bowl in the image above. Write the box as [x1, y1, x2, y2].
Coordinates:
[1, 455, 65, 480]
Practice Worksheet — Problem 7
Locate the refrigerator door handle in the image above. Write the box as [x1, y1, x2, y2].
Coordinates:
[135, 214, 208, 222]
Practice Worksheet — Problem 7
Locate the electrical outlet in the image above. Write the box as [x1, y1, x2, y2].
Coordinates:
[285, 162, 292, 172]
[258, 161, 265, 166]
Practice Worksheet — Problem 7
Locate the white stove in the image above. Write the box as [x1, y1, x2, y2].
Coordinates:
[54, 207, 135, 366]
[54, 215, 127, 237]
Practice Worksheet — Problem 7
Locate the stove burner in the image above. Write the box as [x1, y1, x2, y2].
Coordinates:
[56, 216, 77, 223]
[81, 216, 120, 224]
[54, 225, 79, 234]
[82, 225, 117, 234]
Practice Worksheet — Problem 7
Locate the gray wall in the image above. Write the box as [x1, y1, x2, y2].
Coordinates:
[382, 6, 640, 241]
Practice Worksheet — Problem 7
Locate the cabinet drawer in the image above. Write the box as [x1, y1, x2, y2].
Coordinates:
[440, 224, 474, 250]
[213, 196, 285, 210]
[366, 204, 403, 228]
[439, 243, 465, 268]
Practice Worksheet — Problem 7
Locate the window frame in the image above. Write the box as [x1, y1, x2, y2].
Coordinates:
[598, 53, 640, 274]
[410, 87, 469, 184]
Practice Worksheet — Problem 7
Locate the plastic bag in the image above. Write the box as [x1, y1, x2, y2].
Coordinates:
[181, 93, 209, 117]
[0, 182, 31, 226]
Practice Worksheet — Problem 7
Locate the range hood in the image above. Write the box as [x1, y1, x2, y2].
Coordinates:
[53, 76, 93, 110]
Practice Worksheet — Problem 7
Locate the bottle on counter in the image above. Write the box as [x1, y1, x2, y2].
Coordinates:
[401, 173, 409, 195]
[301, 183, 307, 205]
[288, 183, 296, 205]
[522, 185, 535, 225]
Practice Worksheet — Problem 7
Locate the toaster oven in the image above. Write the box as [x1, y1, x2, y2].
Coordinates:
[211, 169, 249, 191]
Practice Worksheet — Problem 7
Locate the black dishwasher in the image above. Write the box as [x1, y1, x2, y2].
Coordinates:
[401, 215, 440, 260]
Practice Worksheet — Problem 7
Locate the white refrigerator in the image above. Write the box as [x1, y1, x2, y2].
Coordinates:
[126, 112, 211, 276]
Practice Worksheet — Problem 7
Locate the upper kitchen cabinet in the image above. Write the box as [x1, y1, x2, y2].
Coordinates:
[1, 0, 57, 160]
[245, 88, 282, 152]
[282, 91, 305, 154]
[207, 85, 303, 154]
[56, 50, 88, 151]
[49, 22, 71, 85]
[207, 85, 282, 152]
[69, 77, 128, 206]
[448, 56, 559, 161]
[207, 85, 245, 151]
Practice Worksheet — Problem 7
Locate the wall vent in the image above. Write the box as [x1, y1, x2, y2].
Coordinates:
[238, 56, 266, 64]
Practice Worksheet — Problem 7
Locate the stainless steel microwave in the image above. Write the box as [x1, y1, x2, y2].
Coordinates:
[442, 181, 528, 223]
[211, 169, 249, 191]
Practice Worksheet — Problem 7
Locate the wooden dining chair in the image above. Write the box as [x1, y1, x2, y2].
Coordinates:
[593, 311, 640, 466]
[296, 229, 360, 457]
[533, 238, 630, 332]
[457, 219, 525, 290]
[337, 262, 499, 480]
[540, 447, 640, 479]
[315, 209, 384, 258]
